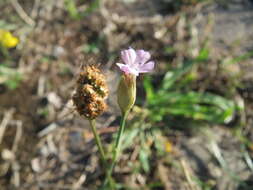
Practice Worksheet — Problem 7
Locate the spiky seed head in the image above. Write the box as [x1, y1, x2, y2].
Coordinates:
[73, 65, 108, 119]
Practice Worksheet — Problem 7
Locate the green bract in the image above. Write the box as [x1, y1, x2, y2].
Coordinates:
[117, 74, 136, 114]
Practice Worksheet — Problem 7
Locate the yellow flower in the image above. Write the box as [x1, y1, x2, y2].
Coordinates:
[165, 140, 173, 153]
[0, 29, 19, 48]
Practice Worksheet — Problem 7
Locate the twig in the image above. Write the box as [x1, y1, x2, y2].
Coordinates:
[72, 174, 86, 189]
[12, 161, 20, 187]
[11, 120, 22, 153]
[209, 140, 227, 169]
[180, 159, 200, 190]
[243, 149, 253, 172]
[11, 120, 23, 187]
[157, 162, 173, 190]
[46, 134, 57, 154]
[37, 75, 46, 96]
[31, 0, 41, 19]
[38, 123, 58, 138]
[0, 109, 15, 145]
[208, 140, 243, 182]
[11, 0, 35, 26]
[0, 119, 22, 187]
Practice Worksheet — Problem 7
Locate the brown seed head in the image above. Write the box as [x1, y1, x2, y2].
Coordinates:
[73, 65, 108, 119]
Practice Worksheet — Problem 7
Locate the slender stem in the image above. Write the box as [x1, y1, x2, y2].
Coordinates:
[89, 120, 114, 189]
[114, 111, 128, 159]
[108, 111, 129, 178]
[89, 119, 106, 166]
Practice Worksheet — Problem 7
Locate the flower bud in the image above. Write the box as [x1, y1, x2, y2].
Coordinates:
[117, 74, 136, 114]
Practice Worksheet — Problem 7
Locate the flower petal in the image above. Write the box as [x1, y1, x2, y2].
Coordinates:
[136, 50, 151, 64]
[116, 63, 139, 76]
[121, 48, 136, 65]
[138, 61, 155, 73]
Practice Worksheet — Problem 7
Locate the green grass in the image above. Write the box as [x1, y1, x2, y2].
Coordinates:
[64, 0, 100, 20]
[144, 47, 239, 124]
[0, 64, 22, 89]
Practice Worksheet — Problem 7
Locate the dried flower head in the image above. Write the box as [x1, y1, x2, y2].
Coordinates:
[72, 65, 108, 119]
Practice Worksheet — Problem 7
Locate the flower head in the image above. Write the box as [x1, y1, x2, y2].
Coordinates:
[0, 29, 19, 48]
[72, 65, 108, 119]
[116, 48, 155, 76]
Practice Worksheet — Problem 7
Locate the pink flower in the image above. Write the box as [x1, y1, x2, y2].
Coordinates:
[116, 48, 155, 76]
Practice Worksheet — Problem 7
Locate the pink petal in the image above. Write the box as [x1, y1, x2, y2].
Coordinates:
[121, 48, 136, 65]
[138, 61, 155, 73]
[136, 50, 151, 64]
[116, 63, 139, 76]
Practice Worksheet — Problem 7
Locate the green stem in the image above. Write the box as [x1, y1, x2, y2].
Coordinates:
[114, 111, 128, 159]
[89, 119, 106, 166]
[107, 111, 129, 179]
[89, 120, 114, 189]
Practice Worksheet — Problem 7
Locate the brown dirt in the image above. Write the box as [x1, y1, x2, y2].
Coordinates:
[0, 0, 253, 189]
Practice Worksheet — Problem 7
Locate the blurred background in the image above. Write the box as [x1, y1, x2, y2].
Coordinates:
[0, 0, 253, 189]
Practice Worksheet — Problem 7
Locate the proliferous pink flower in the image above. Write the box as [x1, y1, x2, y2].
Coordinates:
[116, 48, 155, 76]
